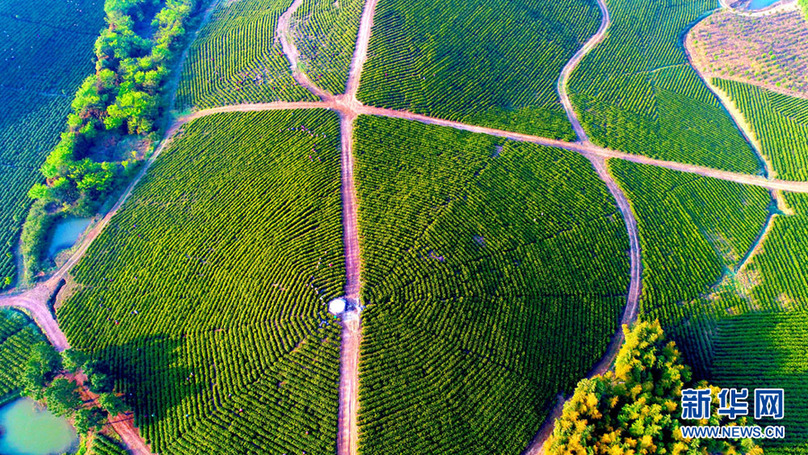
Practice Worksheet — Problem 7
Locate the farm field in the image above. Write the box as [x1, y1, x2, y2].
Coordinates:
[714, 78, 808, 181]
[569, 0, 761, 172]
[0, 0, 105, 288]
[0, 309, 45, 400]
[175, 0, 317, 109]
[3, 0, 808, 451]
[688, 9, 808, 99]
[610, 160, 770, 373]
[712, 311, 808, 451]
[293, 0, 365, 94]
[57, 110, 345, 454]
[354, 116, 630, 454]
[356, 0, 601, 139]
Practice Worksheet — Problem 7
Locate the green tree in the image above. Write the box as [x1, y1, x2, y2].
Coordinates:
[544, 321, 762, 454]
[61, 349, 89, 373]
[98, 393, 127, 416]
[74, 408, 106, 433]
[44, 378, 82, 417]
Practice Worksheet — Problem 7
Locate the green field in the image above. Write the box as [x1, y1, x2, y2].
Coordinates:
[175, 0, 316, 109]
[293, 0, 364, 94]
[0, 309, 46, 400]
[0, 0, 104, 287]
[610, 160, 770, 374]
[354, 116, 630, 454]
[58, 110, 345, 453]
[569, 0, 761, 172]
[712, 311, 808, 451]
[715, 78, 808, 181]
[356, 0, 600, 139]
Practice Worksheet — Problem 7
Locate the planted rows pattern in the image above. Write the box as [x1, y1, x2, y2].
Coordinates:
[715, 78, 808, 181]
[354, 116, 630, 454]
[0, 0, 104, 287]
[712, 311, 808, 451]
[176, 0, 315, 110]
[58, 110, 344, 453]
[293, 0, 365, 94]
[569, 0, 760, 173]
[610, 160, 769, 375]
[357, 0, 601, 139]
[0, 309, 45, 398]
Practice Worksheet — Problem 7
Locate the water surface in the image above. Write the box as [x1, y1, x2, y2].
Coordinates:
[0, 397, 78, 455]
[748, 0, 779, 10]
[47, 217, 92, 259]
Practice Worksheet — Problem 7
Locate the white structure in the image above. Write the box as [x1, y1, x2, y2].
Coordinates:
[328, 298, 347, 314]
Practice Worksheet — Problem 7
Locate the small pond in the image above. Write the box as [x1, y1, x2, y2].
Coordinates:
[748, 0, 779, 9]
[47, 217, 92, 259]
[0, 397, 78, 455]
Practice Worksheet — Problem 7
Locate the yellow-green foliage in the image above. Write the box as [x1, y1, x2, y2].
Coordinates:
[544, 321, 762, 455]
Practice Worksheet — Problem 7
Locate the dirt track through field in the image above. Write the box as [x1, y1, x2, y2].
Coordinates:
[278, 0, 334, 100]
[8, 0, 808, 451]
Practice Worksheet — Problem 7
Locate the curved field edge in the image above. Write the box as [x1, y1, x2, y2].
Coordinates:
[353, 116, 630, 454]
[57, 110, 344, 454]
[355, 0, 601, 139]
[568, 0, 762, 174]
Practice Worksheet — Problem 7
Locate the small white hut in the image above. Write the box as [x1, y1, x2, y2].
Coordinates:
[328, 298, 347, 314]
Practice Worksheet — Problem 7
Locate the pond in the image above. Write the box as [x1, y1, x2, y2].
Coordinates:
[47, 217, 92, 259]
[0, 397, 78, 455]
[748, 0, 779, 9]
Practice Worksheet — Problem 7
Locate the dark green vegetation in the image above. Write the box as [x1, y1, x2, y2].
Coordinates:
[611, 161, 769, 325]
[356, 0, 601, 139]
[712, 312, 808, 452]
[546, 321, 760, 454]
[0, 309, 46, 400]
[58, 110, 345, 453]
[176, 0, 315, 109]
[0, 0, 105, 288]
[610, 161, 771, 373]
[715, 79, 808, 181]
[569, 0, 761, 172]
[89, 434, 129, 455]
[293, 0, 364, 94]
[24, 0, 203, 282]
[354, 116, 630, 454]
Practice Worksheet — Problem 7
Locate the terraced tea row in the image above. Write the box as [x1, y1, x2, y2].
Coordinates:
[356, 0, 601, 139]
[354, 117, 630, 454]
[176, 0, 316, 109]
[712, 311, 808, 453]
[57, 110, 345, 454]
[714, 79, 808, 181]
[569, 0, 761, 173]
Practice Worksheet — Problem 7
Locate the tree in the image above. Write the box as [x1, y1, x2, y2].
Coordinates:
[98, 393, 127, 416]
[74, 408, 106, 433]
[544, 321, 762, 454]
[89, 372, 115, 394]
[61, 349, 89, 373]
[44, 378, 82, 417]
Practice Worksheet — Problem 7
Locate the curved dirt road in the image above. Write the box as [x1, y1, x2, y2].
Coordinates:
[556, 0, 610, 142]
[277, 0, 334, 100]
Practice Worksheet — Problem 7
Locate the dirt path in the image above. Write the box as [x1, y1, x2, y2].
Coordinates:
[344, 0, 378, 98]
[277, 0, 334, 100]
[556, 0, 610, 142]
[69, 372, 154, 455]
[524, 0, 642, 449]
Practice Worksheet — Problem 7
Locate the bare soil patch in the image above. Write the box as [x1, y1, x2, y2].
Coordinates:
[687, 8, 808, 98]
